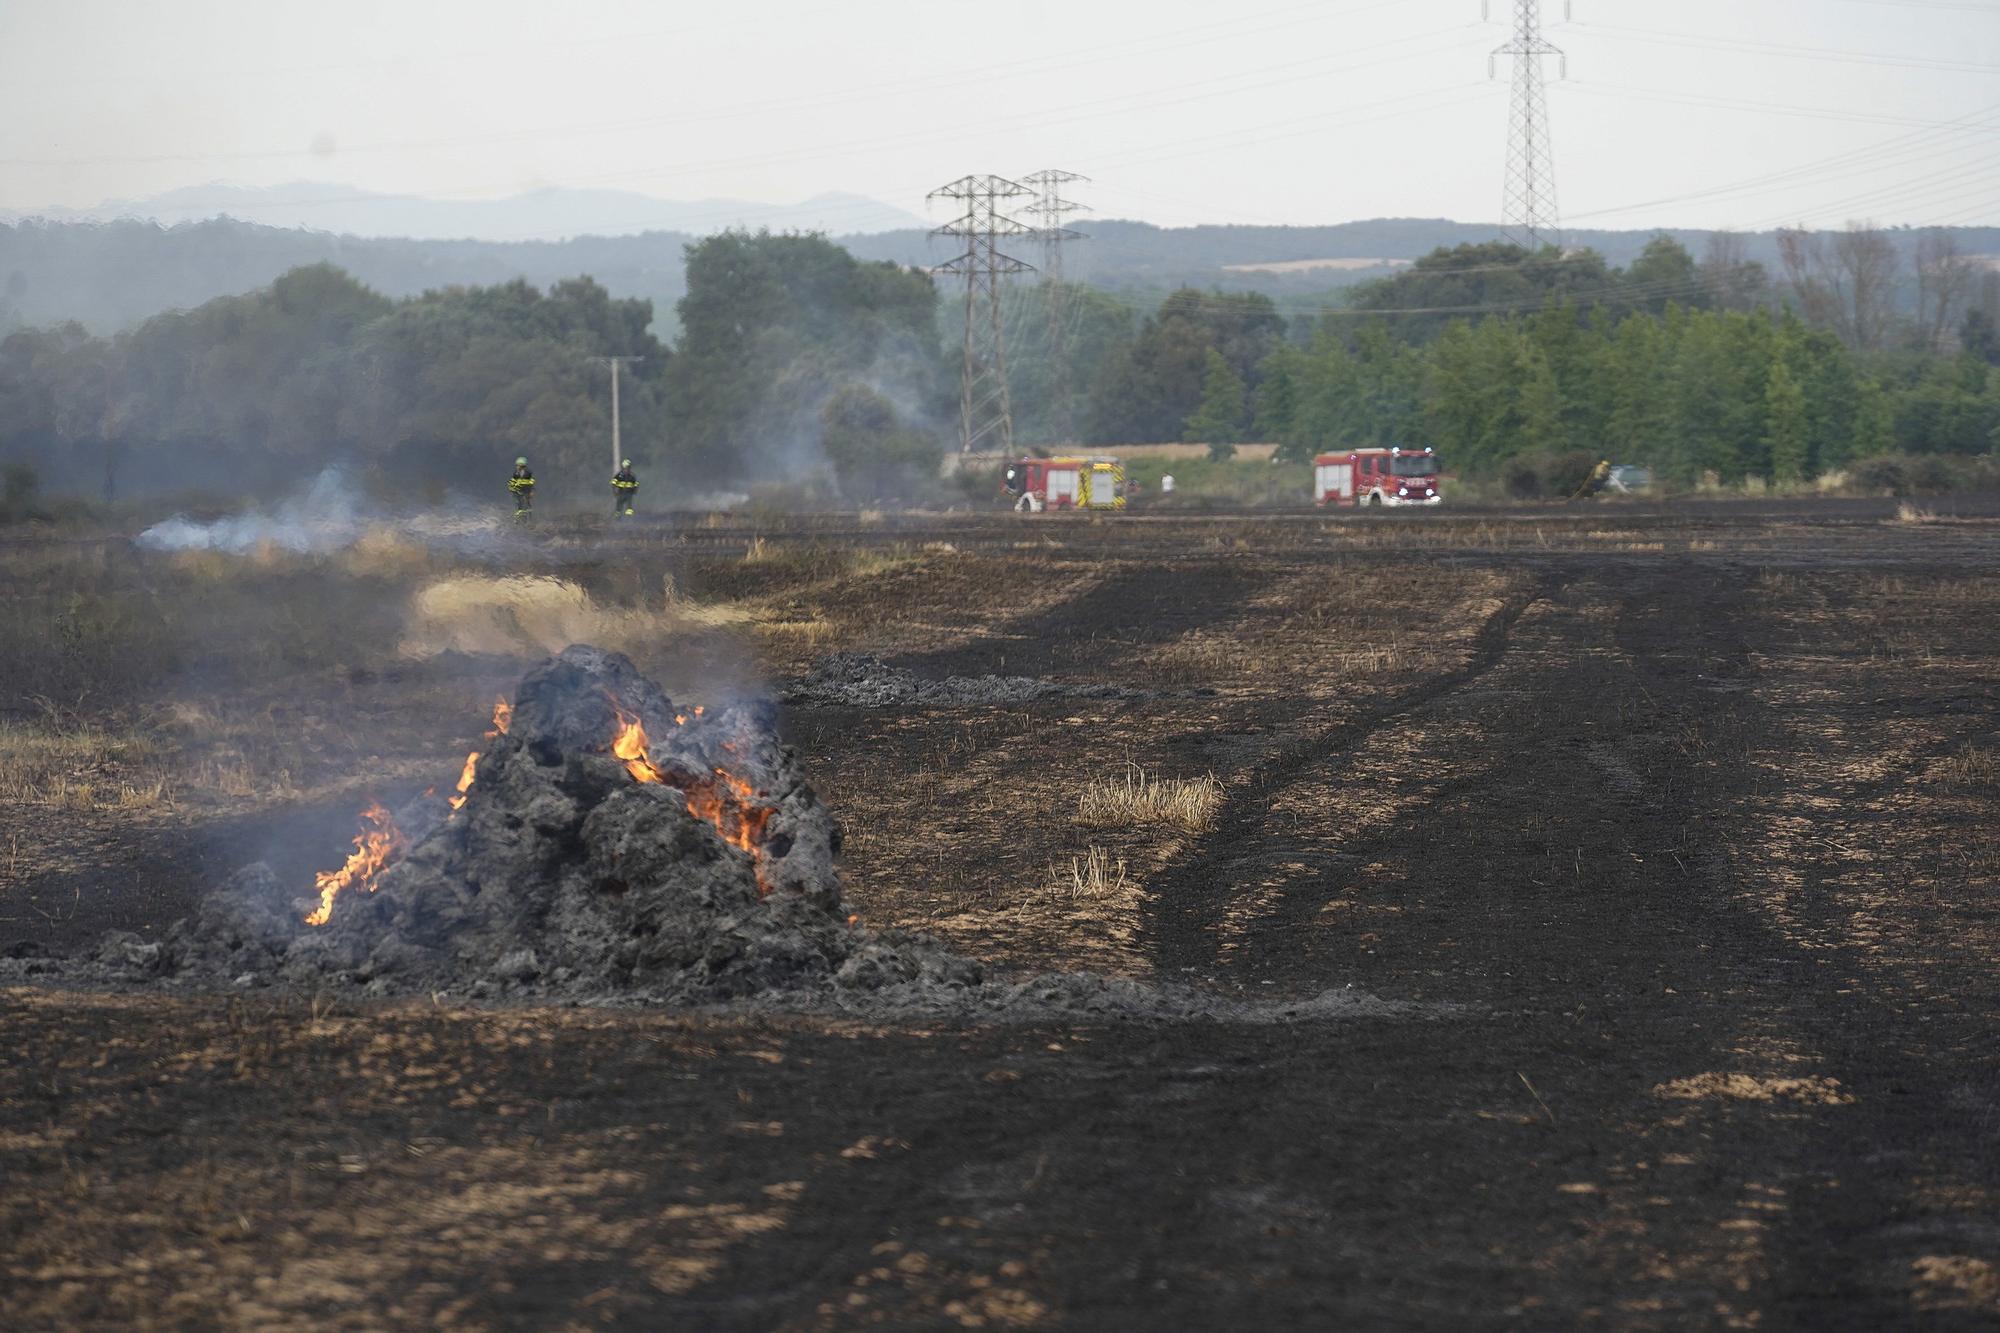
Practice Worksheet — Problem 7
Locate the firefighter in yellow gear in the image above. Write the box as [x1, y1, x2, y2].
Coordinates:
[509, 457, 535, 517]
[612, 458, 638, 516]
[1572, 458, 1612, 501]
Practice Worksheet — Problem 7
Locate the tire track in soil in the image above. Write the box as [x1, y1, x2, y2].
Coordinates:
[1139, 570, 1559, 979]
[1611, 563, 2000, 1325]
[886, 557, 1275, 681]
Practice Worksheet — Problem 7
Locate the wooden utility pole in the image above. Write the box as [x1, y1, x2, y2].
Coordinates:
[594, 356, 643, 472]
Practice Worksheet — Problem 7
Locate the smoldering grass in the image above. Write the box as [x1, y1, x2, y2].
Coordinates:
[1076, 765, 1223, 835]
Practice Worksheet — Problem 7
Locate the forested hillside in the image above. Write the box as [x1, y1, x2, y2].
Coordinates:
[7, 214, 1997, 337]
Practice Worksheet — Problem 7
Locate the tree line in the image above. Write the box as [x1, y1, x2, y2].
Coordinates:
[1051, 231, 2000, 485]
[0, 227, 1994, 509]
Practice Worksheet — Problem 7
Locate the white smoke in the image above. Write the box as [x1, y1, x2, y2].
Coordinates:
[138, 468, 506, 555]
[679, 490, 750, 511]
[141, 468, 363, 553]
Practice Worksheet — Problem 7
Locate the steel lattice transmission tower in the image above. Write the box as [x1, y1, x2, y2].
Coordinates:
[930, 174, 1038, 454]
[1487, 0, 1568, 251]
[1020, 169, 1089, 445]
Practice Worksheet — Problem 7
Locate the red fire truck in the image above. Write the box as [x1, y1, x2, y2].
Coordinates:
[1001, 456, 1127, 511]
[1314, 446, 1444, 507]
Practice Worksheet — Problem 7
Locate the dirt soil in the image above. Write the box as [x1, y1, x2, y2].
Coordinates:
[2, 501, 1997, 1329]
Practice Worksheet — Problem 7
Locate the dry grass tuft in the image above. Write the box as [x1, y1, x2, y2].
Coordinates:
[845, 548, 919, 579]
[1047, 846, 1131, 901]
[1931, 744, 1997, 791]
[1895, 502, 1941, 524]
[398, 575, 749, 659]
[1076, 765, 1224, 834]
[761, 617, 838, 651]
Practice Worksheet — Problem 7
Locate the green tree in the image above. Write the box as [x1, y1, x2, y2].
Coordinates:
[1348, 242, 1615, 341]
[1515, 340, 1563, 453]
[665, 232, 945, 486]
[1183, 348, 1249, 458]
[1851, 377, 1896, 460]
[1765, 358, 1808, 483]
[999, 283, 1134, 446]
[819, 386, 940, 496]
[1623, 234, 1703, 313]
[1085, 288, 1286, 445]
[1603, 312, 1672, 467]
[1253, 344, 1303, 446]
[1086, 305, 1212, 443]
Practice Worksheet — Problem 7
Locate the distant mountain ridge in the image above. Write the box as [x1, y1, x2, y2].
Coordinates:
[3, 212, 1996, 336]
[0, 181, 930, 241]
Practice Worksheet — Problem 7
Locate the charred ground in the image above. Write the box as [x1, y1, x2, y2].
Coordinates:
[2, 500, 1997, 1328]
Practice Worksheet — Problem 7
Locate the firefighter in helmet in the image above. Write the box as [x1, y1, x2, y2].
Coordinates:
[612, 458, 638, 516]
[509, 456, 535, 517]
[1573, 458, 1612, 501]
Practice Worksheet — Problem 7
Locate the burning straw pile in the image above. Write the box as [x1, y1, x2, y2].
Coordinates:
[75, 646, 979, 1003]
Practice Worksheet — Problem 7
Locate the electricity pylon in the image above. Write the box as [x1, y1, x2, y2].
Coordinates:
[1021, 169, 1088, 445]
[1487, 0, 1568, 251]
[930, 175, 1036, 455]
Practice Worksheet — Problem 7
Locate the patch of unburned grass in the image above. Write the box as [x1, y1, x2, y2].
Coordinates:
[398, 574, 751, 659]
[760, 617, 837, 652]
[0, 721, 176, 811]
[1076, 765, 1223, 834]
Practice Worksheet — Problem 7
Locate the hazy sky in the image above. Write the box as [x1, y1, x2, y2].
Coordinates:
[3, 0, 1998, 233]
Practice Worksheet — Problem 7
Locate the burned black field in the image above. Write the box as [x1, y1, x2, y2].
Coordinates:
[2, 501, 1998, 1329]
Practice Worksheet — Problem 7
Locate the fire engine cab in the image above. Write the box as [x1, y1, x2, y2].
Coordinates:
[1314, 446, 1443, 507]
[1002, 455, 1126, 511]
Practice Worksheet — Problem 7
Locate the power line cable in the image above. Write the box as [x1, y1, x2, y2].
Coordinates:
[1571, 18, 2000, 74]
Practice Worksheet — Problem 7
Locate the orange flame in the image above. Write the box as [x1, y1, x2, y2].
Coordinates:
[612, 707, 665, 784]
[304, 802, 404, 926]
[680, 768, 774, 862]
[448, 750, 479, 810]
[448, 697, 512, 812]
[607, 700, 773, 892]
[307, 696, 508, 925]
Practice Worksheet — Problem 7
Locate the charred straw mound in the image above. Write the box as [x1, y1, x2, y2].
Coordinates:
[52, 646, 980, 1004]
[10, 647, 1428, 1023]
